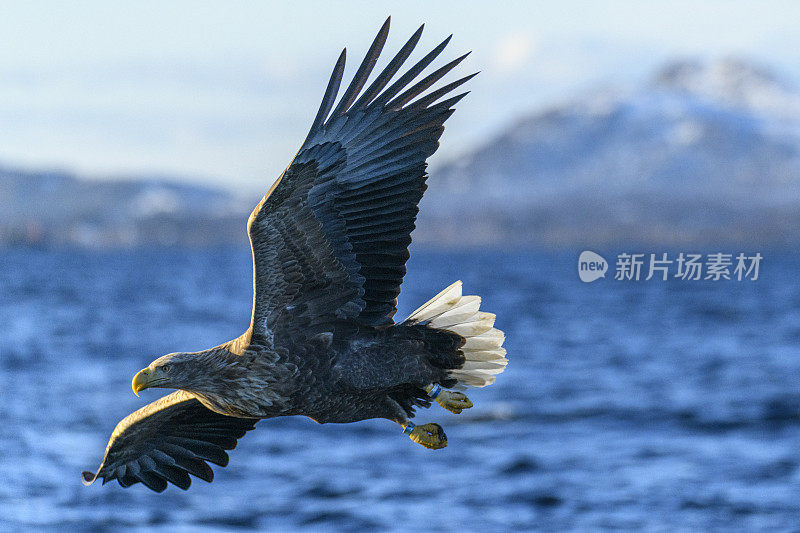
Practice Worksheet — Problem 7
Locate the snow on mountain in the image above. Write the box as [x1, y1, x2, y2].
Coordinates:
[418, 58, 800, 247]
[3, 57, 800, 248]
[0, 166, 250, 247]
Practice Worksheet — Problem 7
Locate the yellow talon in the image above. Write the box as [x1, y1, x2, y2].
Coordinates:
[436, 391, 473, 414]
[407, 422, 447, 449]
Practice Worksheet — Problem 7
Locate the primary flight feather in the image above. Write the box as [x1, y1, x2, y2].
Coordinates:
[82, 17, 506, 492]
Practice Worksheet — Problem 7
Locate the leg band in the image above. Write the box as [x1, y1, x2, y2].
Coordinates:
[428, 383, 443, 399]
[402, 422, 416, 435]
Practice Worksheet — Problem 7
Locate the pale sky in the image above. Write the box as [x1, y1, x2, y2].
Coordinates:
[1, 1, 799, 194]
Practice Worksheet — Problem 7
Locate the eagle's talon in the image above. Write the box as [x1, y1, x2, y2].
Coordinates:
[408, 422, 447, 449]
[436, 391, 473, 414]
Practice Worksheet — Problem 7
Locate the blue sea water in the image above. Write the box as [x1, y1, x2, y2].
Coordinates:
[0, 247, 798, 531]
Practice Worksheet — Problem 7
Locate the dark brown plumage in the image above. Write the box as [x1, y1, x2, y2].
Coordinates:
[82, 17, 506, 493]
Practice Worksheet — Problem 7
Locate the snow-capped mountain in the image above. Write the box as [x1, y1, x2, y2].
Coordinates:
[0, 166, 250, 247]
[2, 58, 800, 248]
[418, 58, 800, 247]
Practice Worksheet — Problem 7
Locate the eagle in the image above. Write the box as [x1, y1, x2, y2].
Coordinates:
[82, 17, 507, 492]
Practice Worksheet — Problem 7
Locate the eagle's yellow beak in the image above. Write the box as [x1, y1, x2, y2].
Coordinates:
[131, 368, 151, 396]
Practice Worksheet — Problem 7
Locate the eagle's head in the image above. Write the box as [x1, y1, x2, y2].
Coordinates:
[131, 348, 267, 417]
[131, 352, 201, 396]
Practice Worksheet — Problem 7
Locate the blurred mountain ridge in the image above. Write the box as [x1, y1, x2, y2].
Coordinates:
[2, 57, 800, 248]
[0, 165, 251, 246]
[417, 56, 800, 247]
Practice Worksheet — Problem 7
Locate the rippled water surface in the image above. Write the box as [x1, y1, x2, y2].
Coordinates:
[1, 248, 799, 531]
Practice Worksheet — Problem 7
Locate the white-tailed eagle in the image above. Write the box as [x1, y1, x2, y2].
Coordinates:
[82, 17, 507, 492]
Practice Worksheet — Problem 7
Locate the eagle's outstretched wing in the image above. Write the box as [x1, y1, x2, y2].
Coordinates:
[81, 392, 257, 492]
[248, 17, 474, 344]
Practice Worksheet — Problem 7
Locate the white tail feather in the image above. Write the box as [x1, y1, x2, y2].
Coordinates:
[405, 280, 507, 388]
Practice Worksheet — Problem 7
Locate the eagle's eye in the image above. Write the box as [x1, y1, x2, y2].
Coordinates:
[161, 364, 170, 373]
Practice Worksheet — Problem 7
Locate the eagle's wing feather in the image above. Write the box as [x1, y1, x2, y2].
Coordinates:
[81, 391, 257, 492]
[249, 17, 473, 342]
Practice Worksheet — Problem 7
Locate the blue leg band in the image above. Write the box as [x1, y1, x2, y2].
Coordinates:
[428, 384, 443, 399]
[403, 422, 415, 435]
